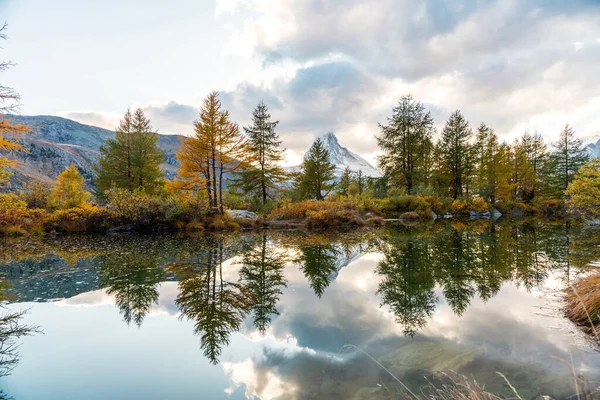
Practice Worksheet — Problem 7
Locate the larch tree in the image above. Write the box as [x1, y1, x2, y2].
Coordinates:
[0, 23, 29, 187]
[437, 111, 474, 199]
[565, 158, 600, 220]
[377, 94, 434, 193]
[51, 164, 90, 209]
[550, 124, 588, 193]
[296, 138, 336, 200]
[94, 109, 165, 198]
[237, 101, 286, 208]
[172, 91, 248, 214]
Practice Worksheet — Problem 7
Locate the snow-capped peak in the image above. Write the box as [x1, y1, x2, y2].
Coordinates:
[308, 132, 381, 177]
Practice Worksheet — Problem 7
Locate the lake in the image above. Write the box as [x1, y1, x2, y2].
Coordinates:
[1, 220, 599, 399]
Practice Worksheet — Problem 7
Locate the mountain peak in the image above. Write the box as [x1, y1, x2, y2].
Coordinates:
[307, 132, 381, 178]
[319, 132, 339, 144]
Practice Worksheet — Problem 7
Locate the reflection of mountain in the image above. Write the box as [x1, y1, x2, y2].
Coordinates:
[0, 255, 102, 302]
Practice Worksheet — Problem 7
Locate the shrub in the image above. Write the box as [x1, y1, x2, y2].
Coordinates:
[268, 199, 373, 228]
[44, 204, 108, 233]
[535, 199, 565, 217]
[400, 211, 420, 220]
[470, 197, 489, 213]
[450, 199, 470, 215]
[381, 195, 431, 218]
[185, 221, 205, 233]
[420, 195, 445, 214]
[20, 180, 51, 209]
[0, 193, 46, 234]
[207, 214, 239, 231]
[105, 188, 177, 229]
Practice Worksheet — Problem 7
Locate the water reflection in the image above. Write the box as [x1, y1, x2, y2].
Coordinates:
[1, 221, 600, 398]
[239, 232, 288, 333]
[98, 247, 165, 327]
[167, 236, 253, 364]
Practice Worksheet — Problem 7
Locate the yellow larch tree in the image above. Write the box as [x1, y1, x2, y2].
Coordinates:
[51, 164, 90, 209]
[171, 91, 249, 214]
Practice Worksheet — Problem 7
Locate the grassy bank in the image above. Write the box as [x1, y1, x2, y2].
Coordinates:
[0, 188, 570, 236]
[565, 271, 600, 338]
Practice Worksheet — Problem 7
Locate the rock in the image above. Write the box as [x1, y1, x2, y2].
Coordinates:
[226, 210, 259, 220]
[490, 207, 502, 220]
[107, 224, 134, 233]
[469, 210, 491, 219]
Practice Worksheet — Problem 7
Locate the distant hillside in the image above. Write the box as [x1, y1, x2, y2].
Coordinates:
[1, 115, 182, 189]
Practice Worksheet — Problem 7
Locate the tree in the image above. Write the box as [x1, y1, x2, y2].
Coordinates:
[520, 131, 548, 201]
[296, 138, 336, 200]
[377, 95, 434, 193]
[94, 108, 165, 198]
[51, 164, 90, 209]
[0, 23, 29, 187]
[336, 166, 352, 197]
[565, 158, 600, 220]
[473, 123, 509, 204]
[238, 232, 287, 333]
[237, 102, 286, 208]
[437, 111, 474, 199]
[550, 124, 588, 193]
[172, 92, 248, 214]
[131, 109, 165, 191]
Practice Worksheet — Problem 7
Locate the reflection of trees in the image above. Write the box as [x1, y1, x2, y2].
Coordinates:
[297, 243, 339, 298]
[0, 278, 40, 392]
[239, 232, 287, 333]
[376, 238, 437, 337]
[376, 221, 567, 336]
[98, 250, 165, 327]
[168, 237, 252, 364]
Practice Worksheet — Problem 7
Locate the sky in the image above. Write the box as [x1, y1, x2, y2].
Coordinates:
[1, 0, 600, 166]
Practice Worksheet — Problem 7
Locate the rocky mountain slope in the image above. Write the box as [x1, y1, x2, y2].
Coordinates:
[2, 115, 182, 189]
[308, 132, 381, 177]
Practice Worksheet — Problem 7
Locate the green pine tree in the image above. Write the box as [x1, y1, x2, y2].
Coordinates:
[296, 138, 336, 200]
[94, 108, 165, 199]
[377, 94, 434, 193]
[549, 124, 589, 194]
[237, 102, 286, 207]
[336, 166, 352, 197]
[437, 111, 474, 199]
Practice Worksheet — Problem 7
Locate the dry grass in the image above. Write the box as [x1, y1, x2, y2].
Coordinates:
[269, 199, 377, 228]
[565, 272, 600, 336]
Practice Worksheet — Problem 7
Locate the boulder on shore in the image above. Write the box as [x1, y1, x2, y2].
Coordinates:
[227, 210, 259, 220]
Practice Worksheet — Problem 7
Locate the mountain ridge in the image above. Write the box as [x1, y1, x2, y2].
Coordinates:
[1, 115, 182, 189]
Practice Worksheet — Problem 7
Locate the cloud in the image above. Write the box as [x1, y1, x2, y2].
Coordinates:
[214, 0, 600, 149]
[60, 0, 600, 164]
[58, 111, 120, 131]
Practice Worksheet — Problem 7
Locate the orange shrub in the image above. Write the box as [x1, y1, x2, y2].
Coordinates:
[420, 195, 445, 214]
[449, 199, 470, 215]
[470, 197, 489, 213]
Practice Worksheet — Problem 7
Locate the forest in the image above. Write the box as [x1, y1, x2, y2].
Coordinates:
[1, 89, 599, 235]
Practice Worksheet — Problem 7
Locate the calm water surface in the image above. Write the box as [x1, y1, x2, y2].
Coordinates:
[1, 220, 600, 399]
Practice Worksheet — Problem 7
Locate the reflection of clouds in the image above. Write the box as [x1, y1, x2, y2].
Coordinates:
[54, 282, 182, 317]
[223, 358, 297, 400]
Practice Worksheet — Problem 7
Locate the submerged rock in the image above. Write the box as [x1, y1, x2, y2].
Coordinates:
[226, 210, 259, 219]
